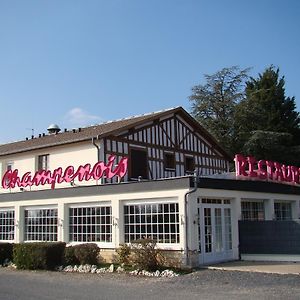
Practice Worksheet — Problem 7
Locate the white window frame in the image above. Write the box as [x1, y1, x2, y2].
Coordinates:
[123, 200, 180, 246]
[24, 206, 58, 242]
[37, 154, 49, 171]
[1, 161, 14, 177]
[241, 200, 265, 221]
[274, 201, 292, 220]
[68, 203, 113, 244]
[0, 208, 15, 242]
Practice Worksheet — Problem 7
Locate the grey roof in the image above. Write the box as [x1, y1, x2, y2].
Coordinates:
[0, 107, 231, 159]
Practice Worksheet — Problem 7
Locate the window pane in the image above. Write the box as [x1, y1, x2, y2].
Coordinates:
[24, 208, 57, 241]
[164, 153, 175, 169]
[123, 202, 179, 244]
[0, 210, 15, 241]
[275, 202, 292, 220]
[241, 201, 265, 221]
[69, 206, 112, 243]
[38, 154, 49, 170]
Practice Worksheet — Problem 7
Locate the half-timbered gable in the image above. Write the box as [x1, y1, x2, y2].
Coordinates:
[103, 108, 230, 183]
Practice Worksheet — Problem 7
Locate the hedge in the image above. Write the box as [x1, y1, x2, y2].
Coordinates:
[13, 242, 66, 270]
[0, 243, 14, 265]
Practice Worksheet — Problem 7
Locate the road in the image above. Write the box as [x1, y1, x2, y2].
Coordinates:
[1, 267, 300, 299]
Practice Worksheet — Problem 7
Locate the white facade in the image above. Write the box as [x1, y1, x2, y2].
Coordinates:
[1, 175, 300, 266]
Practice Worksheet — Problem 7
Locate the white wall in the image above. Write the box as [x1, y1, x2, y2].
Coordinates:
[0, 188, 188, 251]
[0, 140, 104, 193]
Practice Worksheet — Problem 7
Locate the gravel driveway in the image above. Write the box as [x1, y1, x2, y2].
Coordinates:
[0, 267, 300, 300]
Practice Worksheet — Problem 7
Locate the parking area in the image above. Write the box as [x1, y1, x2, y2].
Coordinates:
[206, 260, 300, 275]
[1, 265, 300, 300]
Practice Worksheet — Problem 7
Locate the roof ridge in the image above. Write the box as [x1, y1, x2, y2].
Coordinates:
[83, 106, 181, 128]
[0, 106, 182, 151]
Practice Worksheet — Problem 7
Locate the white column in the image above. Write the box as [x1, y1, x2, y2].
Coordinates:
[112, 199, 120, 247]
[291, 201, 299, 220]
[231, 197, 241, 260]
[178, 193, 186, 253]
[233, 197, 242, 220]
[15, 204, 24, 243]
[187, 193, 198, 251]
[57, 202, 66, 242]
[264, 199, 274, 220]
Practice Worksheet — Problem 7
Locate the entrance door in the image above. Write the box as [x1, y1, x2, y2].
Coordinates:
[198, 200, 233, 264]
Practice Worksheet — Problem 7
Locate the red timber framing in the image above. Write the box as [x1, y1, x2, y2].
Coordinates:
[103, 112, 230, 183]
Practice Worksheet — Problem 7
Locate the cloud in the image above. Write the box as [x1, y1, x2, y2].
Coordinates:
[64, 107, 103, 128]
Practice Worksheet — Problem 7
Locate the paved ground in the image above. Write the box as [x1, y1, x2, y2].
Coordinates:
[207, 260, 300, 275]
[1, 266, 300, 300]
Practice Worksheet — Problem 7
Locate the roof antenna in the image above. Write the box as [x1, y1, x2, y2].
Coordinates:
[26, 128, 35, 137]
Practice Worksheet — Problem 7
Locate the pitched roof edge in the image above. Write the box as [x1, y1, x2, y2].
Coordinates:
[0, 106, 231, 161]
[174, 108, 232, 161]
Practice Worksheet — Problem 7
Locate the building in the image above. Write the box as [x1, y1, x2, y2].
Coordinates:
[1, 107, 300, 266]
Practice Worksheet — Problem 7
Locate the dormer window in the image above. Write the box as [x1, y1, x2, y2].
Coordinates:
[38, 154, 49, 171]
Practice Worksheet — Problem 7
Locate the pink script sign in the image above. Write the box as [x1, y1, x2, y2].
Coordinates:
[2, 155, 128, 190]
[234, 154, 300, 184]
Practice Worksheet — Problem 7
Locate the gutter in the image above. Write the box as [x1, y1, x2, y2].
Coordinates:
[184, 175, 198, 266]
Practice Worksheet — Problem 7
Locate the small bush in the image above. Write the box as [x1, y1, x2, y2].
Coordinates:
[0, 243, 14, 265]
[116, 244, 131, 265]
[13, 242, 66, 270]
[130, 239, 162, 271]
[64, 246, 79, 265]
[70, 243, 99, 265]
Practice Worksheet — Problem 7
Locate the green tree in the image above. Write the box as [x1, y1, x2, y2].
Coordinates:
[235, 66, 300, 163]
[242, 130, 292, 162]
[189, 66, 249, 155]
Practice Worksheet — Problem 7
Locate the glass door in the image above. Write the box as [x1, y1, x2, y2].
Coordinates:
[198, 201, 233, 264]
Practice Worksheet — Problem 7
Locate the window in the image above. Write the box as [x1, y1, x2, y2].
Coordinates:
[204, 207, 212, 252]
[130, 148, 148, 180]
[6, 162, 13, 171]
[25, 208, 58, 241]
[201, 198, 222, 204]
[184, 156, 195, 174]
[164, 152, 175, 170]
[2, 162, 14, 186]
[69, 206, 112, 242]
[198, 198, 231, 205]
[274, 202, 292, 220]
[215, 208, 222, 252]
[124, 202, 180, 243]
[0, 209, 14, 241]
[241, 201, 265, 220]
[38, 154, 49, 170]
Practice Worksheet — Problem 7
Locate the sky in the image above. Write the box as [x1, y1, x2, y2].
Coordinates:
[0, 0, 299, 144]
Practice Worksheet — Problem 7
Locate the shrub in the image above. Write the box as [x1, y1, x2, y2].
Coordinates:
[0, 243, 14, 265]
[64, 246, 79, 265]
[13, 242, 66, 270]
[116, 243, 131, 265]
[70, 243, 99, 265]
[130, 239, 162, 271]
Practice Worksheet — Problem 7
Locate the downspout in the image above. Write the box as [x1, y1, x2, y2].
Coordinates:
[92, 135, 101, 162]
[184, 174, 198, 266]
[92, 136, 101, 185]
